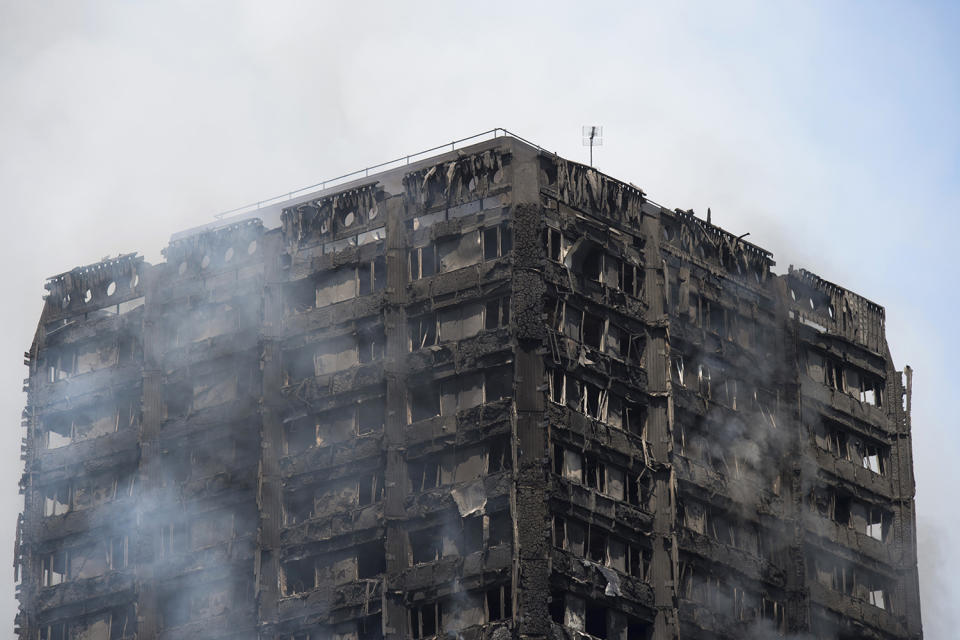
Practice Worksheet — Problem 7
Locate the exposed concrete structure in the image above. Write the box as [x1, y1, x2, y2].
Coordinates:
[15, 134, 922, 639]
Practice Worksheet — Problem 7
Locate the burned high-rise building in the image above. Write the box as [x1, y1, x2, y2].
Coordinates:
[15, 133, 923, 640]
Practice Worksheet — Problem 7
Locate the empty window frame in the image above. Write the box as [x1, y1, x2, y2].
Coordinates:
[409, 367, 513, 423]
[358, 330, 385, 364]
[486, 584, 512, 621]
[437, 302, 484, 341]
[40, 537, 127, 586]
[410, 602, 442, 639]
[283, 557, 316, 595]
[812, 418, 887, 475]
[552, 446, 629, 502]
[543, 227, 564, 262]
[482, 222, 512, 261]
[484, 296, 510, 330]
[158, 522, 188, 558]
[410, 313, 438, 350]
[358, 256, 387, 296]
[42, 399, 137, 449]
[410, 244, 438, 280]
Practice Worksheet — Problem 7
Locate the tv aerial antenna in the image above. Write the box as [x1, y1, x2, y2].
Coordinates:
[582, 125, 603, 167]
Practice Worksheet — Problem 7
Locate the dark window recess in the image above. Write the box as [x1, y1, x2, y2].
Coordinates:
[359, 331, 385, 364]
[463, 516, 484, 553]
[359, 614, 383, 640]
[410, 314, 438, 349]
[357, 397, 385, 435]
[283, 557, 315, 595]
[357, 543, 385, 579]
[487, 584, 512, 621]
[485, 366, 513, 401]
[485, 297, 510, 330]
[288, 277, 316, 313]
[285, 415, 316, 454]
[358, 473, 383, 506]
[585, 606, 608, 639]
[411, 528, 441, 564]
[544, 227, 563, 261]
[833, 494, 852, 526]
[284, 347, 315, 382]
[488, 437, 512, 473]
[484, 221, 512, 260]
[489, 511, 512, 547]
[158, 589, 191, 629]
[359, 256, 387, 295]
[588, 527, 607, 563]
[583, 313, 603, 349]
[583, 248, 603, 282]
[410, 603, 440, 639]
[625, 403, 647, 436]
[409, 383, 440, 422]
[284, 490, 314, 525]
[586, 457, 605, 492]
[410, 245, 436, 280]
[548, 591, 565, 624]
[409, 458, 440, 492]
[164, 381, 192, 419]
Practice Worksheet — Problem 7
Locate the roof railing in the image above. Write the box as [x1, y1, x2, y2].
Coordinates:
[212, 127, 554, 220]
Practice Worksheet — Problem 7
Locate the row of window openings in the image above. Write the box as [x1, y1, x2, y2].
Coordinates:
[680, 501, 765, 557]
[409, 223, 512, 280]
[674, 291, 765, 348]
[42, 399, 139, 449]
[41, 537, 128, 587]
[677, 564, 786, 630]
[552, 445, 650, 508]
[408, 366, 512, 423]
[671, 354, 779, 422]
[810, 488, 892, 542]
[162, 302, 245, 346]
[283, 473, 384, 525]
[284, 400, 385, 455]
[548, 592, 651, 640]
[812, 418, 887, 475]
[409, 297, 509, 350]
[408, 437, 511, 493]
[283, 332, 385, 383]
[160, 439, 241, 487]
[287, 255, 388, 315]
[42, 474, 134, 517]
[674, 424, 783, 495]
[552, 516, 650, 580]
[806, 350, 884, 407]
[36, 605, 135, 640]
[408, 511, 512, 565]
[156, 510, 235, 558]
[409, 584, 511, 639]
[279, 613, 383, 640]
[548, 370, 647, 435]
[282, 541, 385, 596]
[809, 554, 891, 610]
[545, 300, 644, 363]
[543, 229, 643, 299]
[157, 581, 234, 630]
[45, 338, 138, 382]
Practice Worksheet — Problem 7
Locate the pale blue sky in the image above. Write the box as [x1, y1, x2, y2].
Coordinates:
[1, 1, 956, 637]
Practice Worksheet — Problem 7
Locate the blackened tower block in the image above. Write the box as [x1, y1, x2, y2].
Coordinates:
[16, 135, 922, 640]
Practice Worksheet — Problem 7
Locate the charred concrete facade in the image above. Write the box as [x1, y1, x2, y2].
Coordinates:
[15, 135, 922, 640]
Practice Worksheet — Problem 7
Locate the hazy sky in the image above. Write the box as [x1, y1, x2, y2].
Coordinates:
[1, 1, 957, 637]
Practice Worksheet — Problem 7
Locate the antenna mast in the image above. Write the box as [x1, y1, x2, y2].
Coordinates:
[582, 125, 603, 167]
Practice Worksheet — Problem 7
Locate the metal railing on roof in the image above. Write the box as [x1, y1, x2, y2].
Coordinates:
[212, 127, 554, 220]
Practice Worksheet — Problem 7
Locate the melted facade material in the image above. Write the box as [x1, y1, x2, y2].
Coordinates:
[15, 136, 922, 640]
